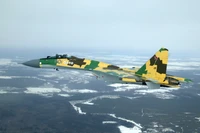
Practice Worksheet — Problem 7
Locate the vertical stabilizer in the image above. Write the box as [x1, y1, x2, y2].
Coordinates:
[135, 47, 168, 83]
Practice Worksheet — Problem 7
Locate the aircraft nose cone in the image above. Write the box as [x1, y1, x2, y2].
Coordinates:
[23, 59, 40, 68]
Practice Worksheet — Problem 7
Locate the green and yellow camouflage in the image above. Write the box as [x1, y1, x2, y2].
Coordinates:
[23, 48, 192, 89]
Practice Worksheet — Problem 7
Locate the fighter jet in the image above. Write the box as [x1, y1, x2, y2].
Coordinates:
[23, 48, 192, 89]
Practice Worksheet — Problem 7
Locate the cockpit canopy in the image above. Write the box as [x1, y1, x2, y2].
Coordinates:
[46, 54, 69, 59]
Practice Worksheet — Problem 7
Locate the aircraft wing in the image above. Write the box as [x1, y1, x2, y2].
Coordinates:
[93, 65, 166, 89]
[92, 66, 142, 83]
[92, 68, 131, 78]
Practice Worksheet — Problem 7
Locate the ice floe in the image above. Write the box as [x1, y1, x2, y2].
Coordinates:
[118, 125, 142, 133]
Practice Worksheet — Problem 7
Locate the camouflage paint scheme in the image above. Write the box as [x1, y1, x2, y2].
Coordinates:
[32, 48, 192, 88]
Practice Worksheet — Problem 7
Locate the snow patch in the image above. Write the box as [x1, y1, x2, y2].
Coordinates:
[150, 122, 164, 129]
[144, 128, 159, 133]
[83, 101, 94, 105]
[118, 125, 142, 133]
[195, 117, 200, 122]
[71, 95, 120, 107]
[152, 93, 175, 99]
[184, 112, 191, 115]
[0, 90, 20, 94]
[108, 83, 147, 91]
[24, 87, 61, 97]
[0, 59, 12, 65]
[39, 71, 92, 84]
[102, 121, 117, 124]
[62, 88, 97, 93]
[69, 95, 120, 115]
[0, 76, 12, 79]
[124, 96, 141, 100]
[70, 102, 86, 115]
[152, 122, 159, 128]
[109, 114, 142, 129]
[0, 90, 8, 94]
[135, 88, 178, 99]
[82, 95, 120, 105]
[61, 84, 97, 93]
[162, 128, 175, 132]
[0, 76, 46, 81]
[58, 94, 71, 97]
